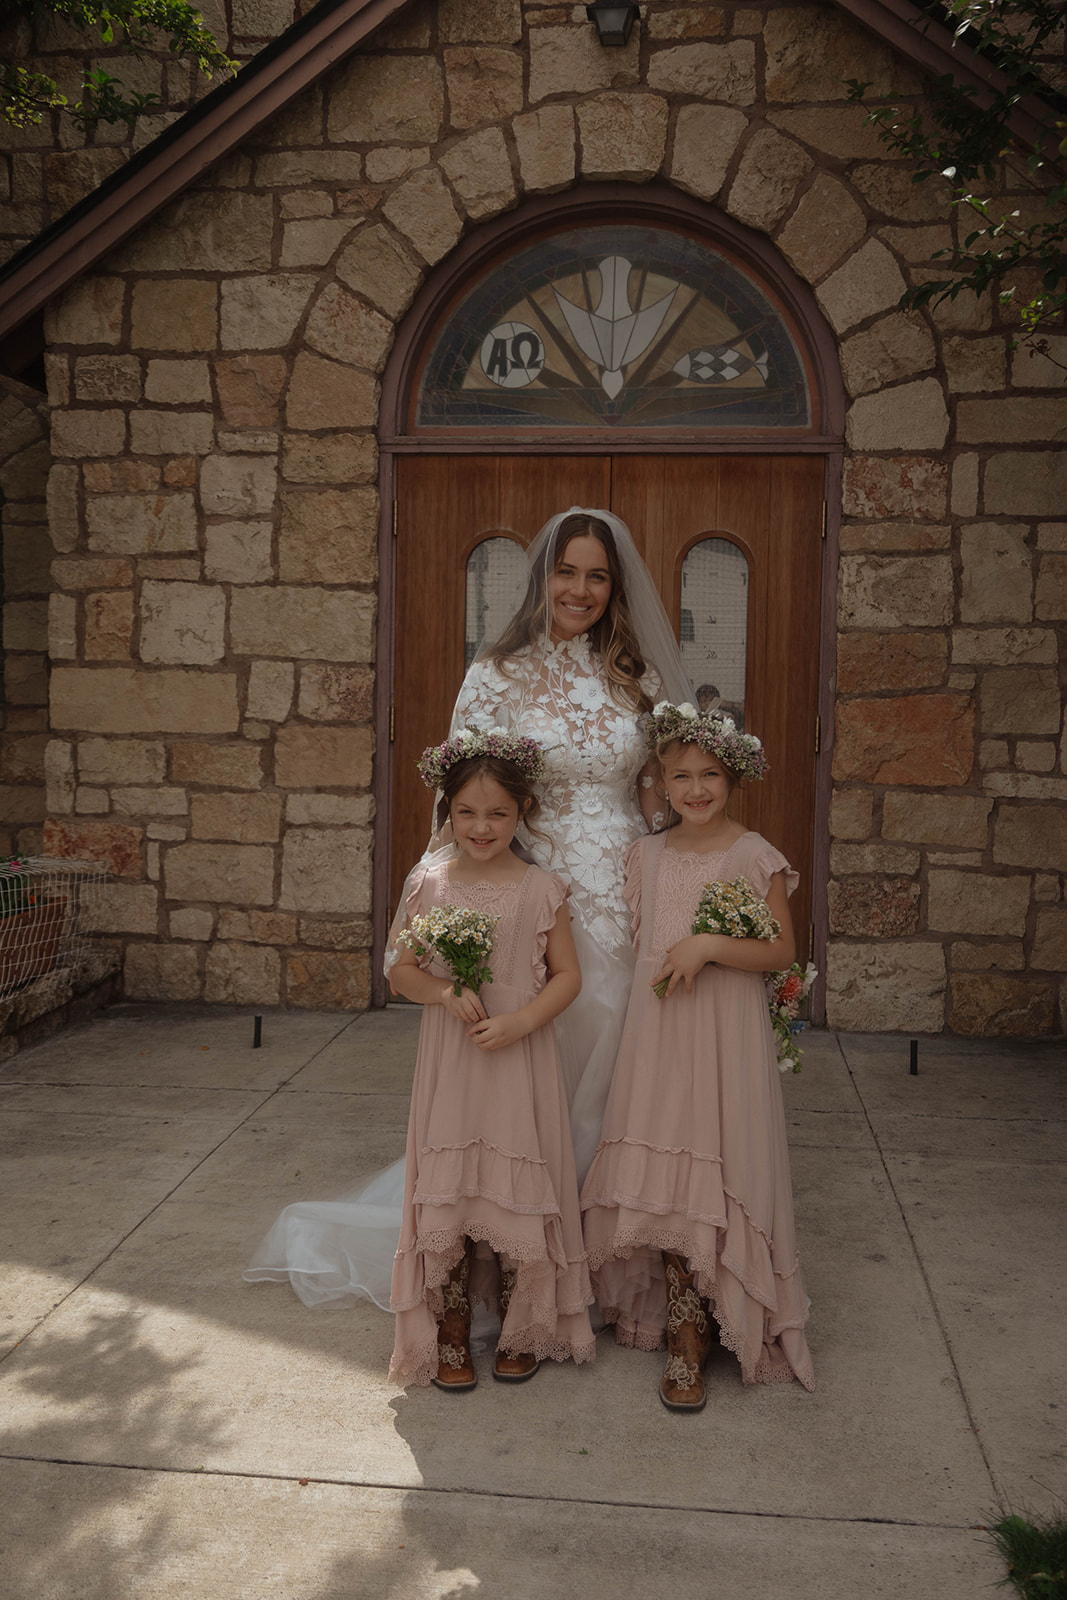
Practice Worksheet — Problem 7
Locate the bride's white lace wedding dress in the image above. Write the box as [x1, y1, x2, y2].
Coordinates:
[245, 637, 652, 1311]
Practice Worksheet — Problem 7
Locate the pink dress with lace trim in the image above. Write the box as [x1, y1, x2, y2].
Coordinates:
[580, 830, 815, 1391]
[389, 858, 595, 1386]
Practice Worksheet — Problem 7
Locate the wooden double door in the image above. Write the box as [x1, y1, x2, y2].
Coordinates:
[393, 453, 825, 959]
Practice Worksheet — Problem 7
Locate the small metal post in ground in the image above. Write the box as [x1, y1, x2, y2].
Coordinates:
[253, 1014, 262, 1049]
[909, 1038, 918, 1075]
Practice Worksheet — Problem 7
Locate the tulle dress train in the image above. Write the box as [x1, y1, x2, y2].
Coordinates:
[580, 831, 815, 1391]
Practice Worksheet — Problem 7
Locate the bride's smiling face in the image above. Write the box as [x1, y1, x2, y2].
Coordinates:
[549, 535, 613, 642]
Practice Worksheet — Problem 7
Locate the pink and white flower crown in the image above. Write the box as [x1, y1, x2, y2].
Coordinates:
[417, 726, 547, 790]
[644, 701, 769, 783]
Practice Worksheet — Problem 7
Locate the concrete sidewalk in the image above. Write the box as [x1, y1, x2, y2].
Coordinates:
[0, 1004, 1063, 1599]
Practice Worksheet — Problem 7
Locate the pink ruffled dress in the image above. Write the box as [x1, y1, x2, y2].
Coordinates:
[580, 830, 815, 1391]
[389, 857, 596, 1387]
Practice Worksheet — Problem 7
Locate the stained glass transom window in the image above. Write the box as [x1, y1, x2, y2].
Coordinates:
[465, 536, 528, 669]
[681, 539, 749, 727]
[416, 225, 810, 430]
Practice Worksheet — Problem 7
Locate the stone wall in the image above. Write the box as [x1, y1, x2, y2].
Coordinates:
[31, 0, 1067, 1028]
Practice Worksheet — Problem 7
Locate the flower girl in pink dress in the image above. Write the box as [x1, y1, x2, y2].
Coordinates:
[387, 728, 595, 1390]
[581, 705, 815, 1410]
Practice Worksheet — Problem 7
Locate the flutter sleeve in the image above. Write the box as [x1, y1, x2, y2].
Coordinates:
[745, 836, 800, 902]
[532, 870, 571, 973]
[623, 837, 645, 939]
[383, 855, 441, 980]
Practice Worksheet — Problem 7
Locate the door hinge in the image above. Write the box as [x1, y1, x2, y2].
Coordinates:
[814, 714, 821, 754]
[392, 499, 398, 538]
[821, 502, 827, 540]
[389, 705, 395, 742]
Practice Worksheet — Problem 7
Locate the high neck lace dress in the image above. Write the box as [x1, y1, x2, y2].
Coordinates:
[453, 635, 655, 1180]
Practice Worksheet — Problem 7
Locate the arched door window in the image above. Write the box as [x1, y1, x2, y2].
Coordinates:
[680, 539, 749, 728]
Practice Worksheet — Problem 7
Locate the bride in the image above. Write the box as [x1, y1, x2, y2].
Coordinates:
[245, 508, 693, 1311]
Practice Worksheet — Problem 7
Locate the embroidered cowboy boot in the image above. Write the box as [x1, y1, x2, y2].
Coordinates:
[493, 1256, 540, 1382]
[432, 1240, 477, 1391]
[660, 1252, 712, 1412]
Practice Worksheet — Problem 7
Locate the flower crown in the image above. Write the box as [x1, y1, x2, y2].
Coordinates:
[417, 726, 547, 790]
[644, 701, 769, 782]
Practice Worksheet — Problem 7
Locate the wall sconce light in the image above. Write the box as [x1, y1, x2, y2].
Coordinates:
[585, 0, 639, 46]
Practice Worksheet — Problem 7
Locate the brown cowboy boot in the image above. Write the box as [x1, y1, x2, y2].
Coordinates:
[660, 1252, 712, 1412]
[492, 1257, 540, 1383]
[431, 1241, 477, 1391]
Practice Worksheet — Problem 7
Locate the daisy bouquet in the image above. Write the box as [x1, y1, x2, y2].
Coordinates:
[766, 962, 818, 1074]
[397, 904, 497, 996]
[653, 876, 781, 999]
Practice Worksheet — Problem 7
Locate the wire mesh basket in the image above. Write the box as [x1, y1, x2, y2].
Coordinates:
[0, 857, 109, 999]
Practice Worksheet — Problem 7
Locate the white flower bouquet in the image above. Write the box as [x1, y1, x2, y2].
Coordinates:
[397, 904, 498, 996]
[653, 876, 780, 999]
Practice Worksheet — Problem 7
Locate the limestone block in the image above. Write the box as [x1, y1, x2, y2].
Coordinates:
[767, 107, 888, 160]
[575, 93, 668, 184]
[254, 151, 361, 187]
[1011, 336, 1067, 388]
[129, 412, 214, 457]
[280, 191, 334, 219]
[828, 877, 920, 937]
[51, 667, 239, 735]
[164, 841, 274, 905]
[838, 553, 953, 630]
[512, 105, 576, 195]
[46, 463, 80, 553]
[994, 804, 1067, 867]
[986, 773, 1067, 802]
[44, 817, 143, 877]
[829, 787, 873, 840]
[850, 163, 946, 224]
[200, 454, 278, 517]
[94, 882, 160, 935]
[440, 0, 522, 42]
[949, 974, 1055, 1036]
[836, 631, 946, 694]
[110, 787, 186, 818]
[220, 275, 313, 350]
[382, 167, 463, 266]
[278, 487, 377, 584]
[147, 824, 187, 842]
[44, 739, 74, 815]
[297, 663, 375, 722]
[928, 869, 1029, 935]
[170, 742, 263, 789]
[51, 409, 126, 459]
[985, 452, 1067, 518]
[4, 655, 48, 708]
[648, 40, 755, 103]
[286, 948, 370, 1009]
[817, 241, 908, 334]
[981, 668, 1060, 735]
[840, 314, 936, 399]
[130, 279, 218, 351]
[840, 523, 950, 555]
[285, 353, 377, 431]
[1, 731, 48, 784]
[668, 105, 747, 203]
[877, 223, 953, 265]
[841, 455, 947, 520]
[74, 355, 141, 404]
[846, 378, 949, 451]
[275, 725, 373, 788]
[329, 55, 444, 143]
[829, 840, 919, 876]
[124, 943, 201, 1001]
[247, 661, 294, 723]
[825, 941, 945, 1032]
[1033, 874, 1060, 902]
[279, 217, 359, 269]
[647, 5, 725, 36]
[1033, 908, 1067, 970]
[952, 627, 1056, 667]
[297, 916, 372, 951]
[0, 530, 51, 607]
[1036, 555, 1067, 620]
[204, 522, 273, 585]
[230, 587, 375, 662]
[336, 226, 424, 320]
[84, 460, 161, 492]
[952, 454, 979, 518]
[0, 785, 46, 825]
[216, 908, 296, 943]
[306, 283, 393, 370]
[204, 942, 281, 1005]
[279, 827, 371, 913]
[281, 432, 377, 486]
[215, 356, 287, 427]
[767, 6, 911, 100]
[774, 172, 866, 281]
[1016, 740, 1056, 773]
[44, 276, 124, 347]
[440, 127, 517, 218]
[0, 440, 50, 503]
[365, 147, 430, 184]
[138, 582, 225, 667]
[285, 793, 375, 826]
[85, 591, 133, 660]
[529, 26, 637, 102]
[962, 396, 1067, 445]
[170, 907, 213, 940]
[1038, 523, 1067, 551]
[79, 737, 165, 785]
[48, 593, 81, 665]
[122, 192, 274, 273]
[882, 792, 991, 849]
[191, 791, 282, 843]
[833, 694, 973, 786]
[951, 940, 1023, 971]
[942, 336, 1006, 393]
[727, 128, 811, 232]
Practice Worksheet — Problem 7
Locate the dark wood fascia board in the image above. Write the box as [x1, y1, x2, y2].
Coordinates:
[0, 0, 411, 345]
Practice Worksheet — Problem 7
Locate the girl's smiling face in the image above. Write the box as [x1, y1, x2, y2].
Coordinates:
[450, 774, 525, 868]
[661, 742, 735, 828]
[548, 534, 613, 642]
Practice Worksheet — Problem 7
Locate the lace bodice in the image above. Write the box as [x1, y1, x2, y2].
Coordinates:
[454, 638, 652, 954]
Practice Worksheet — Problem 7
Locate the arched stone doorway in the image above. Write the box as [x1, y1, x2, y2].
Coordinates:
[374, 187, 844, 1012]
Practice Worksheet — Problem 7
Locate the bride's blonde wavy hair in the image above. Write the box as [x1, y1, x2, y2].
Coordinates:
[484, 513, 652, 713]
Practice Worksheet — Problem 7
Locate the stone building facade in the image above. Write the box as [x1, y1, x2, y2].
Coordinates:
[0, 0, 1064, 1034]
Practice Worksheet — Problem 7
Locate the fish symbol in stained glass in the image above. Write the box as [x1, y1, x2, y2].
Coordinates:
[552, 256, 678, 399]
